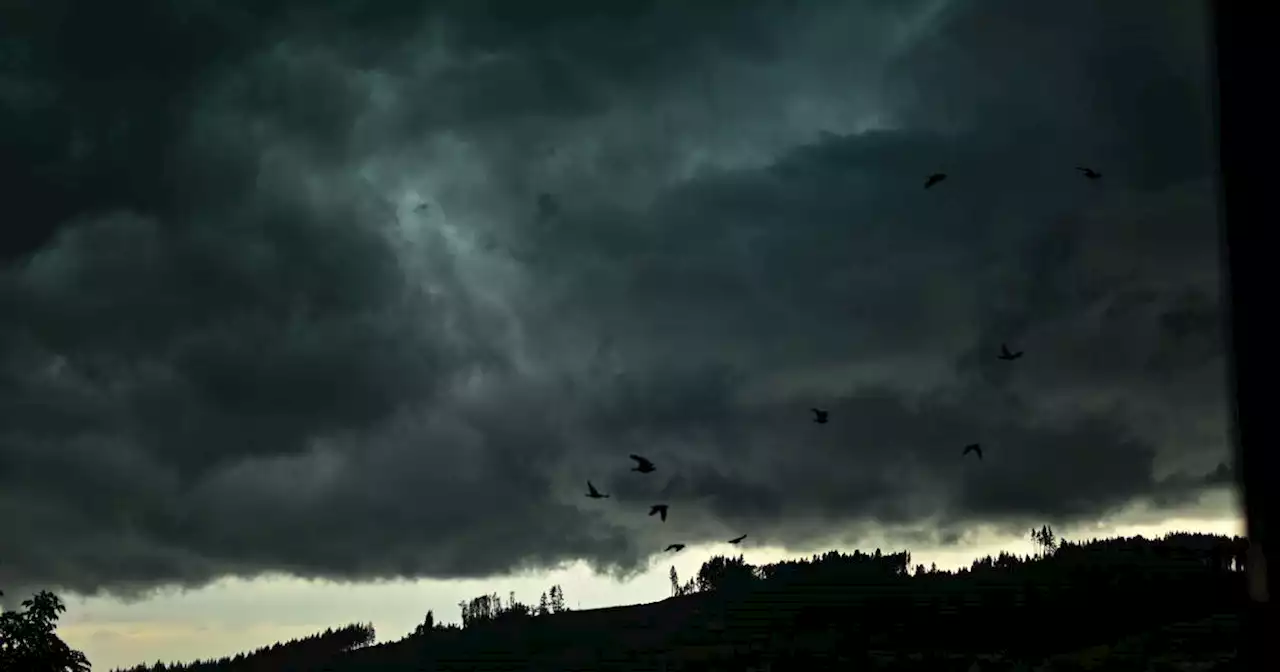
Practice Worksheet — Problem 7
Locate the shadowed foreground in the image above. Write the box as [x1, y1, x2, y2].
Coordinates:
[102, 531, 1247, 672]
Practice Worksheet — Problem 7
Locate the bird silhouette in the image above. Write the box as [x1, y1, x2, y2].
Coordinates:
[665, 544, 686, 552]
[924, 173, 947, 189]
[1075, 166, 1101, 180]
[585, 481, 610, 499]
[728, 534, 748, 545]
[811, 408, 829, 424]
[963, 443, 983, 460]
[649, 504, 669, 522]
[630, 454, 657, 473]
[997, 343, 1024, 361]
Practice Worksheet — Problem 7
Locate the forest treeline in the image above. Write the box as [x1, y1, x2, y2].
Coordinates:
[96, 584, 572, 672]
[337, 530, 1249, 670]
[456, 583, 571, 629]
[14, 530, 1246, 671]
[107, 623, 375, 672]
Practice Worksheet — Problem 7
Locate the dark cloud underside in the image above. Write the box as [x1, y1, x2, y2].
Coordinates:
[0, 0, 1229, 598]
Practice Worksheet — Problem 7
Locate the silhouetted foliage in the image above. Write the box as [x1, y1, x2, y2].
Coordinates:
[0, 589, 91, 672]
[458, 592, 501, 628]
[109, 622, 374, 672]
[694, 553, 757, 595]
[547, 584, 566, 614]
[1031, 524, 1059, 557]
[411, 610, 436, 638]
[455, 584, 568, 632]
[106, 532, 1248, 671]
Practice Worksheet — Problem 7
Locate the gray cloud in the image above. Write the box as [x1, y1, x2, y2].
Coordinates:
[0, 0, 1231, 598]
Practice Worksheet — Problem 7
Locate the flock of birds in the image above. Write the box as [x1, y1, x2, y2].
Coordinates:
[923, 166, 1100, 189]
[584, 454, 749, 554]
[578, 164, 1102, 556]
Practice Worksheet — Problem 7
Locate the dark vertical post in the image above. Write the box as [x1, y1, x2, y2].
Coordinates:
[1206, 1, 1275, 669]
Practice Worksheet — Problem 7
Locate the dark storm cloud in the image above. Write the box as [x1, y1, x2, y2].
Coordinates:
[2, 0, 833, 261]
[0, 0, 1230, 597]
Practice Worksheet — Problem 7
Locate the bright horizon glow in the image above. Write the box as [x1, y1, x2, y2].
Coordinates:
[58, 510, 1243, 671]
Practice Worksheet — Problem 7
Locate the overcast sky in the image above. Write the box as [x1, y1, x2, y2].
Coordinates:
[1, 0, 1235, 669]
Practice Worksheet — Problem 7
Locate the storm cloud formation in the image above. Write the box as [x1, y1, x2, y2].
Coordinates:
[0, 0, 1230, 597]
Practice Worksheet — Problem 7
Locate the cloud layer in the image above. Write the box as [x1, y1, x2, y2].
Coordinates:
[0, 0, 1230, 597]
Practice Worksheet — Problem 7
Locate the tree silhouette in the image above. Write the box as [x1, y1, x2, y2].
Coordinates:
[455, 585, 570, 631]
[547, 584, 566, 614]
[695, 553, 758, 594]
[494, 591, 533, 622]
[0, 589, 91, 672]
[458, 592, 501, 628]
[98, 531, 1247, 671]
[1031, 525, 1059, 557]
[110, 622, 375, 671]
[412, 610, 436, 637]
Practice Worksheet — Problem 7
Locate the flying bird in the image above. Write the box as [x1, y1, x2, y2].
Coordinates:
[811, 408, 829, 424]
[997, 343, 1024, 361]
[630, 454, 657, 473]
[1075, 166, 1101, 180]
[728, 534, 748, 545]
[665, 544, 686, 553]
[649, 504, 669, 522]
[924, 173, 948, 189]
[962, 443, 983, 460]
[585, 481, 610, 499]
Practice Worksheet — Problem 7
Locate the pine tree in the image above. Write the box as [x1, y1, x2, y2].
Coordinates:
[412, 610, 434, 636]
[1031, 525, 1058, 557]
[548, 584, 566, 613]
